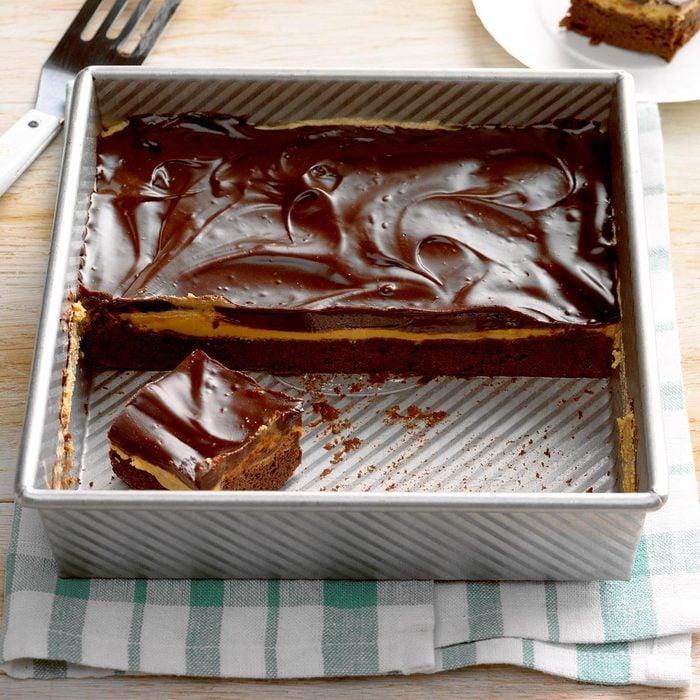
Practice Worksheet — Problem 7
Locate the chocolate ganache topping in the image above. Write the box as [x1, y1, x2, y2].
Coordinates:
[81, 114, 618, 328]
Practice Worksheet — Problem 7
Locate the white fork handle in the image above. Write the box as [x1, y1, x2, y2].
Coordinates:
[0, 109, 62, 197]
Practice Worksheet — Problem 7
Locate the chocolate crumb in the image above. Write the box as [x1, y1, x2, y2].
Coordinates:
[329, 436, 363, 464]
[331, 418, 352, 435]
[320, 468, 333, 478]
[424, 410, 448, 427]
[311, 400, 340, 422]
[343, 437, 362, 452]
[384, 404, 448, 431]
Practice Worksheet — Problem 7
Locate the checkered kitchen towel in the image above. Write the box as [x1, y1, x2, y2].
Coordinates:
[1, 103, 698, 687]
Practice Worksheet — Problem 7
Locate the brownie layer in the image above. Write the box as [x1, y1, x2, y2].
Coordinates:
[110, 432, 302, 491]
[85, 318, 615, 377]
[561, 0, 700, 61]
[111, 452, 164, 490]
[108, 350, 303, 490]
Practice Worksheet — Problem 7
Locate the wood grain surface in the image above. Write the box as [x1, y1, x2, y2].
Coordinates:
[0, 0, 698, 696]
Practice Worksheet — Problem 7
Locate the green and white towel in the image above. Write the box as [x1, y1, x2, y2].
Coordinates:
[1, 103, 698, 687]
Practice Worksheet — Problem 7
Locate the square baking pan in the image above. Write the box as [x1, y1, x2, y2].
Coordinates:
[14, 68, 668, 580]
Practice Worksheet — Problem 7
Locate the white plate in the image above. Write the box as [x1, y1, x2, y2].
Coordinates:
[473, 0, 700, 103]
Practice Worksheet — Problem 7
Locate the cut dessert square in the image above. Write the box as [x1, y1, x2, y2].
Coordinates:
[108, 350, 304, 490]
[561, 0, 700, 61]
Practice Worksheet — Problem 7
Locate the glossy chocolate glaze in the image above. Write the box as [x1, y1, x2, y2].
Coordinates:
[108, 350, 303, 489]
[81, 114, 618, 329]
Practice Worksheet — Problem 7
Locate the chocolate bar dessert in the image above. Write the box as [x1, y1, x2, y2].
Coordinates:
[108, 350, 304, 490]
[561, 0, 700, 61]
[78, 113, 620, 377]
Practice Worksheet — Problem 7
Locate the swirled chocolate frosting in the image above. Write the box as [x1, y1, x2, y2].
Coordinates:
[81, 114, 618, 328]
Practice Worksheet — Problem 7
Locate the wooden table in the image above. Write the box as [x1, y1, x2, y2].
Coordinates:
[0, 1, 697, 696]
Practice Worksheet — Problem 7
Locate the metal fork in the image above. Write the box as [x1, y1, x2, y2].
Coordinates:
[0, 0, 182, 197]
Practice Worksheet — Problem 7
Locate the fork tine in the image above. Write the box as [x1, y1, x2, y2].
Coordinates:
[129, 0, 182, 60]
[95, 0, 131, 37]
[116, 0, 153, 42]
[57, 0, 105, 41]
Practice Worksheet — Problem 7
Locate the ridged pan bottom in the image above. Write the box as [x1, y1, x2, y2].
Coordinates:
[75, 372, 617, 494]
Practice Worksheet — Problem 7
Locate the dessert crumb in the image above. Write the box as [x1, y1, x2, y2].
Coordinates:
[311, 400, 340, 422]
[329, 436, 363, 464]
[384, 404, 448, 431]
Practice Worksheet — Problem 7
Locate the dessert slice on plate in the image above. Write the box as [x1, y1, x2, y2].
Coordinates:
[561, 0, 700, 61]
[108, 350, 304, 490]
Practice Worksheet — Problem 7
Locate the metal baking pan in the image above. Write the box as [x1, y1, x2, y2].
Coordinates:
[14, 68, 668, 580]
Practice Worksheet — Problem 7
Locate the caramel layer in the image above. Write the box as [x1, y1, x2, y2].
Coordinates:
[110, 445, 194, 490]
[580, 0, 695, 19]
[119, 306, 619, 342]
